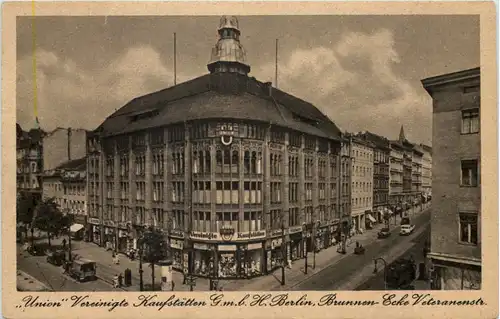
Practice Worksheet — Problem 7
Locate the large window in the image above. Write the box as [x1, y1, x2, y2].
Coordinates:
[172, 182, 184, 203]
[153, 182, 164, 202]
[459, 212, 478, 245]
[172, 151, 184, 175]
[243, 182, 262, 204]
[135, 154, 146, 176]
[289, 183, 299, 203]
[305, 157, 314, 178]
[106, 157, 114, 176]
[289, 155, 299, 177]
[172, 210, 185, 230]
[319, 183, 326, 200]
[120, 155, 129, 177]
[152, 151, 164, 176]
[120, 182, 129, 200]
[243, 151, 262, 175]
[461, 109, 480, 134]
[305, 183, 313, 201]
[136, 182, 145, 201]
[215, 182, 239, 204]
[193, 150, 211, 174]
[461, 159, 478, 187]
[215, 149, 239, 174]
[240, 211, 262, 231]
[270, 210, 282, 230]
[216, 212, 239, 231]
[193, 211, 211, 232]
[193, 181, 211, 204]
[289, 207, 300, 226]
[270, 153, 283, 176]
[270, 182, 282, 204]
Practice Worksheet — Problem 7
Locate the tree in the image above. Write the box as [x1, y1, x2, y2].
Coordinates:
[16, 192, 37, 241]
[140, 227, 169, 291]
[32, 198, 71, 247]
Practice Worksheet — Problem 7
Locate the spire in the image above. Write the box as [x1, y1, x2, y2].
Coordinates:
[399, 125, 406, 142]
[207, 16, 251, 75]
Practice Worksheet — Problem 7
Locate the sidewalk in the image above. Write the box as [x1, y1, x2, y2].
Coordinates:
[222, 205, 429, 291]
[42, 204, 429, 291]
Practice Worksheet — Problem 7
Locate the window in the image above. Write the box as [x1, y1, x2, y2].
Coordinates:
[270, 153, 282, 176]
[172, 182, 184, 203]
[289, 207, 300, 226]
[305, 183, 313, 201]
[243, 182, 262, 204]
[319, 183, 326, 200]
[270, 210, 282, 230]
[152, 152, 164, 176]
[289, 155, 299, 177]
[172, 210, 185, 230]
[461, 109, 479, 134]
[193, 181, 211, 204]
[172, 151, 184, 175]
[305, 157, 313, 178]
[461, 160, 478, 187]
[153, 182, 164, 202]
[135, 154, 145, 176]
[459, 213, 478, 245]
[240, 211, 262, 232]
[193, 211, 211, 232]
[216, 212, 239, 232]
[270, 182, 282, 204]
[136, 182, 145, 201]
[289, 183, 298, 203]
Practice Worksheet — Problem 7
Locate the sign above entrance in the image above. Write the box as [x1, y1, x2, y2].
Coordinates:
[189, 229, 267, 242]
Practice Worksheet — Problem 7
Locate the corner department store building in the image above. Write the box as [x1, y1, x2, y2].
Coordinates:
[87, 16, 346, 280]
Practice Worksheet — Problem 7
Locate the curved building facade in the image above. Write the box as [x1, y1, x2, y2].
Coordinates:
[87, 16, 344, 280]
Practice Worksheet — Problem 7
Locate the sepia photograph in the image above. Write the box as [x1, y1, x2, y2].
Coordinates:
[3, 2, 497, 319]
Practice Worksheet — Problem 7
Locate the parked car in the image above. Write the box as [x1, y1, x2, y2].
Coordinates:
[377, 228, 391, 239]
[46, 249, 66, 266]
[400, 224, 415, 236]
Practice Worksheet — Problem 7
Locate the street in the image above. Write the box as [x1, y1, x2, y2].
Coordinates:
[355, 226, 430, 290]
[17, 245, 121, 292]
[292, 209, 430, 290]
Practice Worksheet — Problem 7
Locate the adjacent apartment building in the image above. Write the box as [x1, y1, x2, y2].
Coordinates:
[422, 67, 481, 290]
[16, 124, 44, 202]
[420, 144, 433, 198]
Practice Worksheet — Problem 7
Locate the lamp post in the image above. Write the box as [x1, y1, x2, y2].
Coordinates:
[302, 222, 308, 275]
[281, 215, 286, 286]
[373, 257, 388, 290]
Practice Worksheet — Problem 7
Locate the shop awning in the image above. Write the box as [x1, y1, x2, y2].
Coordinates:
[367, 214, 376, 223]
[70, 223, 85, 233]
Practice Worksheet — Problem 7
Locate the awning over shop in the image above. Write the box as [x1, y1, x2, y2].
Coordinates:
[367, 214, 376, 223]
[70, 223, 85, 233]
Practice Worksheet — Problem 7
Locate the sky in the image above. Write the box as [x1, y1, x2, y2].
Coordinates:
[17, 15, 479, 145]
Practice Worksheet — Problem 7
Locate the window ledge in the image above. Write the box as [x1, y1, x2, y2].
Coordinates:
[460, 185, 479, 188]
[460, 132, 480, 136]
[457, 241, 478, 247]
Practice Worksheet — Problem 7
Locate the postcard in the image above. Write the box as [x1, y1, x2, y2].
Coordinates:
[3, 1, 497, 318]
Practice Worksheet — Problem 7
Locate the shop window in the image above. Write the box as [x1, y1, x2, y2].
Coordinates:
[459, 212, 478, 245]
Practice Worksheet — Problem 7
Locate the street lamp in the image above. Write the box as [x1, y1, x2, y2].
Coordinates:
[373, 257, 388, 290]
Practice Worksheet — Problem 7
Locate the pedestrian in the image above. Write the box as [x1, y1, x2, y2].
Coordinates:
[62, 238, 67, 250]
[171, 280, 175, 291]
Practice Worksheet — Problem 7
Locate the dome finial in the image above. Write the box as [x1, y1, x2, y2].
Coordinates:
[208, 15, 250, 75]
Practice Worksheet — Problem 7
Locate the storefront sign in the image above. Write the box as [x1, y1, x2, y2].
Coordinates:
[219, 225, 235, 241]
[170, 230, 184, 238]
[270, 229, 283, 237]
[190, 231, 218, 240]
[103, 220, 115, 227]
[89, 218, 100, 225]
[247, 242, 262, 250]
[193, 243, 210, 250]
[171, 239, 183, 250]
[218, 244, 236, 251]
[237, 230, 266, 240]
[289, 226, 302, 234]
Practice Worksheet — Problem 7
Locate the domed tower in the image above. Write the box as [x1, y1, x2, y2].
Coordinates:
[207, 16, 251, 75]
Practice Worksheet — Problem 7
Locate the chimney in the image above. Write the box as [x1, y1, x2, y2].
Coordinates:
[264, 81, 273, 97]
[67, 128, 72, 161]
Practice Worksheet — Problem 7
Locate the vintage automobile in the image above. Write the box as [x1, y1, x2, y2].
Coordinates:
[46, 249, 67, 266]
[400, 224, 416, 236]
[66, 259, 97, 282]
[26, 244, 45, 256]
[377, 227, 391, 239]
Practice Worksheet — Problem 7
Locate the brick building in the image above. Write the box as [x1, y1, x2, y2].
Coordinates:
[422, 67, 481, 290]
[87, 16, 344, 280]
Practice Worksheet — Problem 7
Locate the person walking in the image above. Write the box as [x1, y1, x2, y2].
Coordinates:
[62, 238, 67, 250]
